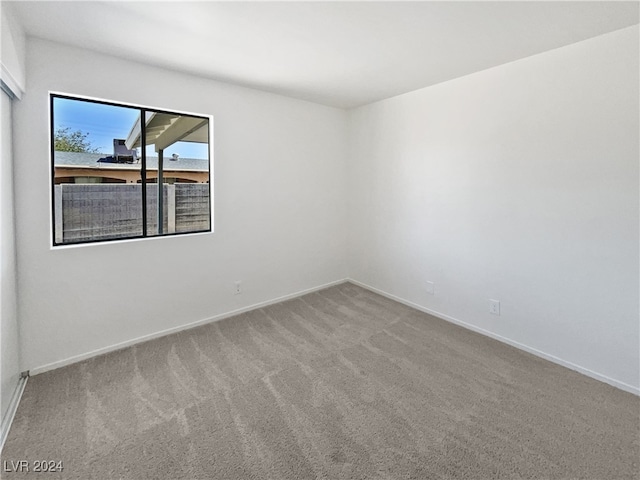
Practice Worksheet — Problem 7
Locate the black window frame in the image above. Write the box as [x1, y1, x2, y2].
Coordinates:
[50, 93, 212, 247]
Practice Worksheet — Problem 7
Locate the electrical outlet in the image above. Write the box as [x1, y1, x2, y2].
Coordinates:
[489, 299, 500, 316]
[426, 281, 435, 295]
[234, 280, 242, 295]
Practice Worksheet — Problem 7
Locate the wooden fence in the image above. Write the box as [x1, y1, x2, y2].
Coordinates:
[54, 184, 210, 243]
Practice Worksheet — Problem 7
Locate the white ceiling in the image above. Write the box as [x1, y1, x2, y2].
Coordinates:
[8, 1, 639, 109]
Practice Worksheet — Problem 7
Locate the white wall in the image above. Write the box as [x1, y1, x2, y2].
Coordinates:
[0, 88, 20, 424]
[0, 3, 26, 98]
[15, 38, 348, 372]
[10, 26, 640, 394]
[348, 26, 639, 392]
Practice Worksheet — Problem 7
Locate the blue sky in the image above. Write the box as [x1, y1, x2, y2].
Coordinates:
[53, 97, 209, 159]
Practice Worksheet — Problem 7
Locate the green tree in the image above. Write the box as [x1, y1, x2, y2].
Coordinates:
[54, 126, 100, 153]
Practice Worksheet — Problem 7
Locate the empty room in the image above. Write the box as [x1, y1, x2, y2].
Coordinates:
[0, 1, 638, 478]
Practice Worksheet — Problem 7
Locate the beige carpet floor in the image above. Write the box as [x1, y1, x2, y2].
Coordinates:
[2, 283, 638, 479]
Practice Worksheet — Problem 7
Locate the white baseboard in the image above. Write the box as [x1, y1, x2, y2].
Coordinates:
[30, 278, 349, 376]
[0, 374, 28, 453]
[348, 279, 640, 396]
[28, 276, 639, 396]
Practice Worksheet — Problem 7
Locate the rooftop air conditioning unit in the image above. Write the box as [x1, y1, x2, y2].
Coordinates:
[113, 139, 138, 163]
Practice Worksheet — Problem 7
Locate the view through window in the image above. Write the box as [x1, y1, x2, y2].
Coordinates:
[51, 95, 211, 245]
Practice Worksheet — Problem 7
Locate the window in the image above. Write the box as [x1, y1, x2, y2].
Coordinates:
[50, 94, 212, 245]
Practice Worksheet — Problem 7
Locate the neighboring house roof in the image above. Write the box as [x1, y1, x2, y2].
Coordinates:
[54, 151, 209, 171]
